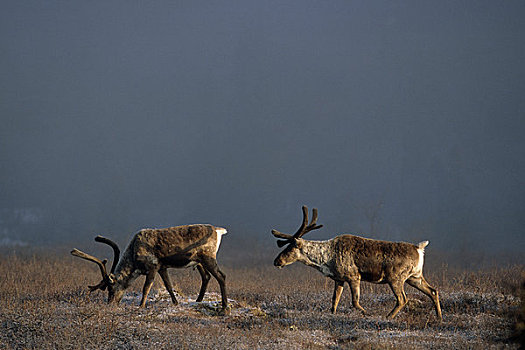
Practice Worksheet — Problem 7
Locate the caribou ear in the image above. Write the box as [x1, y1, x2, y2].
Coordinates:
[276, 240, 290, 248]
[107, 274, 116, 285]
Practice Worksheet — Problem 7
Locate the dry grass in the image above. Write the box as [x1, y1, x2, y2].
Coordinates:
[0, 248, 522, 349]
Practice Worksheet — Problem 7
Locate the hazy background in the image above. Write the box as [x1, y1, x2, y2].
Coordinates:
[1, 1, 524, 257]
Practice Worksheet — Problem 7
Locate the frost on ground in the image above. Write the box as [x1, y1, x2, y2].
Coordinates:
[121, 290, 267, 318]
[0, 254, 522, 349]
[106, 290, 338, 349]
[1, 287, 520, 350]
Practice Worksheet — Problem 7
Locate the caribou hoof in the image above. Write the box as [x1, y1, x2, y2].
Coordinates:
[218, 305, 231, 316]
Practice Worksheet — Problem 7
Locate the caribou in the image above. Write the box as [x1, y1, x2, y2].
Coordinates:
[272, 206, 442, 320]
[71, 224, 229, 314]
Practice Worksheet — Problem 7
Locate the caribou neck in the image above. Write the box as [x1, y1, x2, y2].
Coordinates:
[298, 239, 335, 274]
[112, 249, 140, 289]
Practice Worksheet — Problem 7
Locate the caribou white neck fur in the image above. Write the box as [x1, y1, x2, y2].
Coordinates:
[297, 239, 335, 277]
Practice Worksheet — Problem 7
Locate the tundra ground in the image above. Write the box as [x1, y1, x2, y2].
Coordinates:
[0, 248, 522, 349]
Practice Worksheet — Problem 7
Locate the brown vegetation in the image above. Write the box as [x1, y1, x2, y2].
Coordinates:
[0, 248, 522, 349]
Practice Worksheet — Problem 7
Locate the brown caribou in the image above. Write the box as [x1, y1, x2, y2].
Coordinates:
[71, 224, 229, 314]
[272, 206, 442, 320]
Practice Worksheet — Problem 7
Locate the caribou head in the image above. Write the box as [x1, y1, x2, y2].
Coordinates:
[70, 236, 126, 303]
[272, 205, 323, 268]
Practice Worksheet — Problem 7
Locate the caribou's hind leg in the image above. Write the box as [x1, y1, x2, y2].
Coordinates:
[196, 264, 211, 302]
[387, 280, 408, 319]
[407, 276, 442, 321]
[201, 257, 229, 315]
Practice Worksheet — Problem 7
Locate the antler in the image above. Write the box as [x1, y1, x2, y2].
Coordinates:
[295, 206, 323, 239]
[76, 235, 122, 292]
[272, 205, 323, 246]
[71, 248, 110, 286]
[94, 235, 120, 273]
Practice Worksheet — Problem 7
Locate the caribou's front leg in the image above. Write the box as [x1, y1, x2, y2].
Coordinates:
[139, 271, 156, 307]
[158, 268, 178, 305]
[331, 280, 344, 314]
[349, 279, 366, 314]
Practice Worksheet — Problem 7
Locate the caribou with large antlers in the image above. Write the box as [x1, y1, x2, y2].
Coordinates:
[71, 224, 229, 314]
[272, 206, 442, 321]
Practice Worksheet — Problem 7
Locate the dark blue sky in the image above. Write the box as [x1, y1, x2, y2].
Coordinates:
[1, 1, 524, 253]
